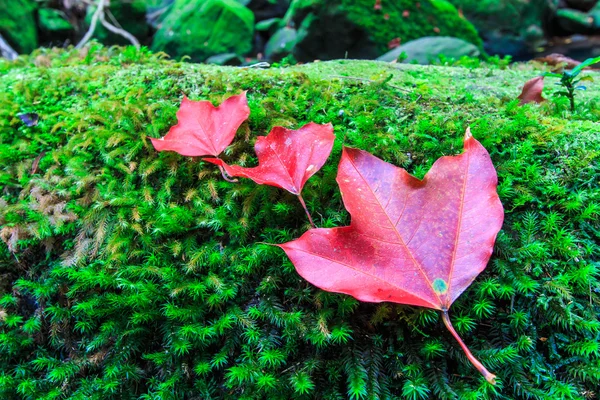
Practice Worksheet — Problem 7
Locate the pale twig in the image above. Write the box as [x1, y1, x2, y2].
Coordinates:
[242, 62, 271, 69]
[76, 0, 106, 49]
[104, 8, 122, 28]
[100, 10, 140, 47]
[76, 0, 140, 49]
[147, 6, 169, 21]
[0, 33, 18, 60]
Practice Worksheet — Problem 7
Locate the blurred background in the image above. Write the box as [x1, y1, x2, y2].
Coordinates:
[1, 0, 600, 65]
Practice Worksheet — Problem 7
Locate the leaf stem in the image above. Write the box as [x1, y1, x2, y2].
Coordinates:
[441, 310, 497, 385]
[297, 194, 316, 228]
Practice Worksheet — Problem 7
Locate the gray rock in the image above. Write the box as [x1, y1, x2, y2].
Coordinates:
[205, 53, 245, 65]
[377, 36, 480, 64]
[265, 26, 297, 60]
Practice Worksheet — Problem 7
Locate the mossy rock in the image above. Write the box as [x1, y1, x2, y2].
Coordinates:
[447, 0, 547, 57]
[38, 8, 72, 32]
[152, 0, 255, 61]
[38, 8, 74, 47]
[544, 2, 600, 36]
[556, 8, 595, 33]
[0, 0, 37, 54]
[281, 0, 482, 61]
[447, 0, 546, 37]
[1, 46, 600, 398]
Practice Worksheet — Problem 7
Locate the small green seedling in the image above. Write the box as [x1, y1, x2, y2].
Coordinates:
[545, 56, 600, 112]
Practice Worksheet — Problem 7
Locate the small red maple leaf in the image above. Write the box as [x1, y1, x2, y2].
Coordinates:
[205, 122, 334, 226]
[150, 92, 250, 157]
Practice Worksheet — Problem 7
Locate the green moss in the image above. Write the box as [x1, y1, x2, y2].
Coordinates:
[0, 0, 37, 54]
[0, 45, 599, 399]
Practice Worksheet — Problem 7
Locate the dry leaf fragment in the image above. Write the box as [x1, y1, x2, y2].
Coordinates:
[518, 76, 546, 105]
[533, 53, 582, 70]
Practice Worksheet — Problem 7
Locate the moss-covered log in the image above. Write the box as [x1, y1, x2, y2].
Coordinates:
[0, 46, 599, 399]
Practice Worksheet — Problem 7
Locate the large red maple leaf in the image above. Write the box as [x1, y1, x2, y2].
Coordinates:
[279, 128, 503, 383]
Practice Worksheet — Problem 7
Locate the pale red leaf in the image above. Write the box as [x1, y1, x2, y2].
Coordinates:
[150, 92, 250, 157]
[278, 128, 503, 382]
[205, 122, 335, 195]
[533, 53, 581, 70]
[518, 76, 545, 105]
